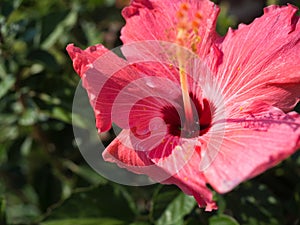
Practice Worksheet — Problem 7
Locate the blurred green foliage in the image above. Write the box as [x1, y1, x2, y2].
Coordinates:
[0, 0, 299, 224]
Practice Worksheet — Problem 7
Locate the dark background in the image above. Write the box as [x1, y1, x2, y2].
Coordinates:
[0, 0, 299, 224]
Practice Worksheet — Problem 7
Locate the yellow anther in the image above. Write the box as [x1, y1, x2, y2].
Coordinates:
[175, 4, 203, 54]
[195, 36, 201, 42]
[177, 37, 185, 46]
[180, 3, 189, 11]
[176, 10, 185, 19]
[192, 20, 200, 30]
[190, 35, 201, 52]
[195, 12, 202, 19]
[191, 42, 197, 53]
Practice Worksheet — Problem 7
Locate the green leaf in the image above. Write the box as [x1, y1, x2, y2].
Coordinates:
[41, 218, 126, 225]
[0, 125, 18, 141]
[224, 181, 285, 225]
[80, 20, 103, 46]
[6, 202, 40, 225]
[63, 160, 107, 185]
[152, 186, 196, 225]
[44, 184, 135, 222]
[266, 0, 279, 5]
[19, 108, 39, 126]
[20, 137, 33, 156]
[27, 49, 59, 71]
[41, 7, 78, 48]
[129, 222, 151, 225]
[0, 114, 18, 125]
[40, 11, 69, 43]
[209, 215, 240, 225]
[216, 3, 237, 36]
[0, 144, 8, 163]
[0, 197, 7, 225]
[0, 75, 15, 99]
[51, 106, 72, 124]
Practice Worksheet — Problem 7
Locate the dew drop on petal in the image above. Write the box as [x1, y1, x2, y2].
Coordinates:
[145, 79, 156, 88]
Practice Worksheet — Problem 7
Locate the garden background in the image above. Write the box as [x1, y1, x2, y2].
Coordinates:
[0, 0, 300, 224]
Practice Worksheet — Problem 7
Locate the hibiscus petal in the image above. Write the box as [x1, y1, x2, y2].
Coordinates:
[68, 43, 150, 132]
[67, 43, 129, 131]
[121, 0, 220, 58]
[87, 58, 142, 132]
[66, 44, 108, 77]
[146, 135, 217, 210]
[217, 5, 300, 111]
[103, 129, 186, 183]
[103, 130, 217, 211]
[110, 75, 183, 158]
[203, 104, 300, 193]
[67, 1, 300, 213]
[164, 164, 217, 211]
[103, 130, 153, 168]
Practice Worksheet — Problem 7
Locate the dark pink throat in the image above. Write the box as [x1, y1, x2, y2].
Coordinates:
[161, 93, 212, 138]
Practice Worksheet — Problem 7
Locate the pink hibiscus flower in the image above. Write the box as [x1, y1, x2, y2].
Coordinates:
[67, 0, 300, 211]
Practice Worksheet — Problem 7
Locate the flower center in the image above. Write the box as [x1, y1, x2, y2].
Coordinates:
[179, 66, 194, 131]
[161, 94, 212, 138]
[175, 2, 204, 136]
